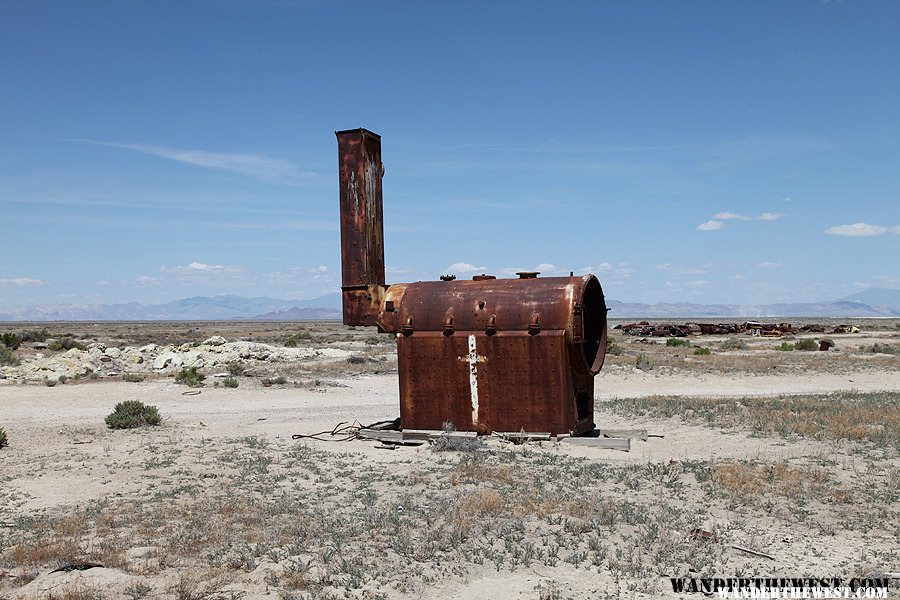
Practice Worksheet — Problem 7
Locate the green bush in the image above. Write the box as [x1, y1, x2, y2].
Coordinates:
[666, 338, 691, 348]
[795, 339, 818, 351]
[0, 426, 7, 449]
[864, 343, 900, 355]
[693, 347, 711, 355]
[20, 329, 49, 342]
[122, 373, 145, 383]
[284, 331, 313, 347]
[720, 337, 747, 350]
[226, 362, 245, 376]
[105, 400, 161, 429]
[0, 344, 19, 366]
[0, 333, 21, 350]
[606, 338, 623, 356]
[48, 338, 86, 351]
[365, 336, 382, 345]
[283, 338, 298, 348]
[776, 342, 795, 351]
[175, 366, 205, 387]
[635, 353, 652, 371]
[223, 377, 239, 388]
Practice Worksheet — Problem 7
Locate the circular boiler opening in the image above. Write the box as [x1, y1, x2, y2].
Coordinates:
[581, 275, 608, 374]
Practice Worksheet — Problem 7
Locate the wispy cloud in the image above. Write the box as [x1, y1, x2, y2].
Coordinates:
[159, 261, 241, 275]
[656, 263, 711, 275]
[714, 211, 784, 221]
[714, 212, 751, 221]
[697, 220, 724, 231]
[757, 261, 784, 269]
[701, 211, 784, 231]
[824, 222, 900, 237]
[0, 277, 44, 287]
[71, 140, 317, 185]
[445, 262, 487, 275]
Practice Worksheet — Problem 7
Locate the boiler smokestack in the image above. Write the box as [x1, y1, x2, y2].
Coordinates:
[336, 128, 386, 326]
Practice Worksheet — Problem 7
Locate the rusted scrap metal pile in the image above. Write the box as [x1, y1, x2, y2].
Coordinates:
[614, 321, 860, 338]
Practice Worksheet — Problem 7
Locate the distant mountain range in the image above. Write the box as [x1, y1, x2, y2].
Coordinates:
[0, 293, 342, 321]
[1, 288, 898, 321]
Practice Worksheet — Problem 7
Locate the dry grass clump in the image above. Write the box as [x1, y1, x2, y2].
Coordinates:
[607, 391, 899, 449]
[710, 462, 843, 503]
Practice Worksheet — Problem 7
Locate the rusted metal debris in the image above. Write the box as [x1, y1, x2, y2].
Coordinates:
[614, 321, 859, 338]
[336, 128, 608, 436]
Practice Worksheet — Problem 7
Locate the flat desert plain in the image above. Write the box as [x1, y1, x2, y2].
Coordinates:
[0, 320, 898, 599]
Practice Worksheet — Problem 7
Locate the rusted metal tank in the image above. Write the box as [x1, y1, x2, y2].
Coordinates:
[336, 128, 608, 435]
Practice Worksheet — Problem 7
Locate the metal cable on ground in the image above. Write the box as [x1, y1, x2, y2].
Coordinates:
[291, 417, 400, 442]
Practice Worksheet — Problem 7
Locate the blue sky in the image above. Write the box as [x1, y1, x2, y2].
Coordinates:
[2, 0, 898, 309]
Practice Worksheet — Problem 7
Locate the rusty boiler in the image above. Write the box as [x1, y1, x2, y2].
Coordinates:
[337, 128, 608, 436]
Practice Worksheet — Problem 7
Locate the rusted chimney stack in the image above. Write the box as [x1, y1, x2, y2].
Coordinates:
[336, 128, 386, 326]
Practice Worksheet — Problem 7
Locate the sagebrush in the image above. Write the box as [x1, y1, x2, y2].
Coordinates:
[105, 400, 162, 429]
[175, 366, 205, 387]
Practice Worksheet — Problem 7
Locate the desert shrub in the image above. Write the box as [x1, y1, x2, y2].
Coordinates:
[635, 353, 652, 371]
[432, 421, 484, 452]
[223, 377, 239, 388]
[819, 338, 835, 351]
[105, 400, 161, 429]
[776, 342, 795, 352]
[284, 331, 313, 347]
[44, 378, 57, 387]
[606, 338, 623, 356]
[122, 373, 145, 383]
[346, 355, 366, 364]
[365, 336, 382, 345]
[864, 343, 900, 355]
[0, 344, 19, 366]
[262, 376, 288, 386]
[693, 347, 711, 355]
[720, 337, 747, 350]
[175, 366, 205, 387]
[0, 333, 21, 350]
[226, 362, 245, 376]
[795, 339, 818, 351]
[666, 338, 691, 348]
[48, 338, 86, 351]
[19, 329, 49, 342]
[0, 426, 7, 449]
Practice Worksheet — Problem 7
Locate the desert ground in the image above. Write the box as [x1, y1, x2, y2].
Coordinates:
[0, 320, 898, 599]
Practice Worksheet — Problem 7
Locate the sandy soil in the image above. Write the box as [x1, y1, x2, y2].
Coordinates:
[1, 325, 898, 599]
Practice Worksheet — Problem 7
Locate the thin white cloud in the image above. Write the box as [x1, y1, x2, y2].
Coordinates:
[579, 262, 636, 278]
[714, 212, 751, 221]
[0, 277, 44, 287]
[824, 222, 900, 237]
[757, 261, 784, 269]
[656, 263, 710, 275]
[446, 262, 487, 274]
[72, 140, 317, 185]
[133, 275, 159, 286]
[714, 211, 783, 221]
[697, 220, 724, 231]
[159, 262, 241, 275]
